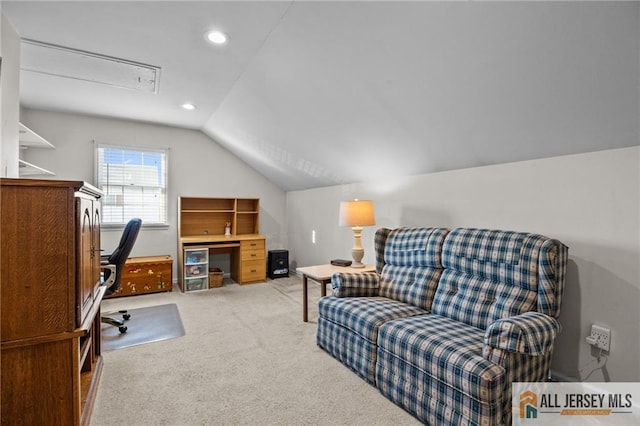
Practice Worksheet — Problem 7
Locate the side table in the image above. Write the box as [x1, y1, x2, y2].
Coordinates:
[296, 264, 375, 322]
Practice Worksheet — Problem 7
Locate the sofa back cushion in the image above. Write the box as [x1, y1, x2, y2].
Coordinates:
[377, 227, 449, 311]
[431, 228, 568, 329]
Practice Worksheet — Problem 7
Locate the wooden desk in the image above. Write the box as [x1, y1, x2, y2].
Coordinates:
[179, 234, 266, 291]
[297, 264, 375, 322]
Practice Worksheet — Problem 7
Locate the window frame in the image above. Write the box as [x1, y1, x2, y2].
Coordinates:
[94, 142, 169, 229]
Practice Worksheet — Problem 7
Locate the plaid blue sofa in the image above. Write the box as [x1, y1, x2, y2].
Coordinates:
[316, 227, 568, 426]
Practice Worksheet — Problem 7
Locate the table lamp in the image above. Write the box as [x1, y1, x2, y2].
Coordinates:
[339, 199, 376, 268]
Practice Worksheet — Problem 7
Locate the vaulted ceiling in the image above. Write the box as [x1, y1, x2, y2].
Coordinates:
[3, 1, 638, 191]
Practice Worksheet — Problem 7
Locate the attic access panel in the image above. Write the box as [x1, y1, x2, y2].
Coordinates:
[20, 38, 160, 93]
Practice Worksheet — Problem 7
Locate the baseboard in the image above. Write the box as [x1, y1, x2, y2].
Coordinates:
[549, 370, 580, 382]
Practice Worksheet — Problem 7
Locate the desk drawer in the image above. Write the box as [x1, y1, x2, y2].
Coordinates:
[240, 259, 266, 283]
[240, 239, 265, 251]
[240, 239, 265, 264]
[241, 249, 265, 261]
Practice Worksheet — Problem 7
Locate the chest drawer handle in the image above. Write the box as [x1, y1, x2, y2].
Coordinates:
[251, 269, 257, 273]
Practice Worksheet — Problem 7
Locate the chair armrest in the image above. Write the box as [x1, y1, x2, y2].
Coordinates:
[101, 264, 117, 288]
[484, 311, 560, 356]
[331, 272, 379, 297]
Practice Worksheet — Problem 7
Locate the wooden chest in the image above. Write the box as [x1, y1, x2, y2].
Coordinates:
[104, 255, 173, 298]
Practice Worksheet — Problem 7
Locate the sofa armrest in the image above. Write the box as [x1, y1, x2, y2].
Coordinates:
[332, 272, 380, 297]
[484, 311, 560, 356]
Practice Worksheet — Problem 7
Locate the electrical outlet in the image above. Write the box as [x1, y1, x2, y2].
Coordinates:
[586, 324, 611, 351]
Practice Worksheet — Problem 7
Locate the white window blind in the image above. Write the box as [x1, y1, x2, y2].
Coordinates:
[96, 144, 168, 226]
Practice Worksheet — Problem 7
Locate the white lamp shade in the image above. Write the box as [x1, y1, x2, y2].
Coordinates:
[339, 200, 376, 227]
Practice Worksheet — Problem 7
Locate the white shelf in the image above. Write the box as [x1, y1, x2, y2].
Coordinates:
[18, 159, 55, 177]
[19, 122, 55, 148]
[18, 122, 55, 177]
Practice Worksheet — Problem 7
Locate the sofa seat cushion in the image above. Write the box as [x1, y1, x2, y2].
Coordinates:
[377, 314, 506, 405]
[319, 296, 428, 343]
[317, 296, 428, 384]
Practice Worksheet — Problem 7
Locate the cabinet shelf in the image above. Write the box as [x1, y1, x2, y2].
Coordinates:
[18, 159, 55, 177]
[19, 123, 55, 148]
[19, 123, 55, 177]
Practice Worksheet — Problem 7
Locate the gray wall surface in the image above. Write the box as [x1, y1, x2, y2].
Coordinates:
[20, 108, 287, 280]
[286, 146, 640, 383]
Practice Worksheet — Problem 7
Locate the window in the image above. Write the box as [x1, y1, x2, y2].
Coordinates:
[95, 144, 168, 227]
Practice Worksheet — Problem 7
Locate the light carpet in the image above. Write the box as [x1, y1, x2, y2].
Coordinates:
[91, 276, 420, 425]
[101, 303, 185, 351]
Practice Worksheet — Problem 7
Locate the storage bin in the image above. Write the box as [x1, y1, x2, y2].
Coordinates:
[209, 268, 223, 288]
[186, 278, 207, 292]
[183, 247, 209, 292]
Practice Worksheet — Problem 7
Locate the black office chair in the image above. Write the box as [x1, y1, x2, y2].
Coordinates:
[101, 218, 142, 333]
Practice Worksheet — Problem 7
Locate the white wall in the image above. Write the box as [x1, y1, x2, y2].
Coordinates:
[286, 147, 640, 382]
[0, 12, 20, 178]
[20, 108, 287, 280]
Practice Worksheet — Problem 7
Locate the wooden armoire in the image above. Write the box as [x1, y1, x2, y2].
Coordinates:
[1, 178, 105, 425]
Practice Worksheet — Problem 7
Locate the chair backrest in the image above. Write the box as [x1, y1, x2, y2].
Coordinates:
[105, 218, 142, 292]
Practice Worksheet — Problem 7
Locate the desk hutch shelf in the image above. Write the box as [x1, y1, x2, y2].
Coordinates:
[178, 197, 265, 291]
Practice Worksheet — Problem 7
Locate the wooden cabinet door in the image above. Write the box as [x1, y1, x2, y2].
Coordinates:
[0, 184, 75, 339]
[77, 196, 95, 325]
[91, 200, 101, 298]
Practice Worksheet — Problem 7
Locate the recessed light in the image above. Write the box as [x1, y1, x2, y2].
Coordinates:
[205, 30, 228, 45]
[182, 103, 196, 110]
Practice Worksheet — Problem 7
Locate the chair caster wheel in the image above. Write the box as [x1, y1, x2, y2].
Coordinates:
[123, 313, 131, 320]
[118, 326, 128, 333]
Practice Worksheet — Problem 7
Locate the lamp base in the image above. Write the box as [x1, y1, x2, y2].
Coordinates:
[351, 245, 364, 268]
